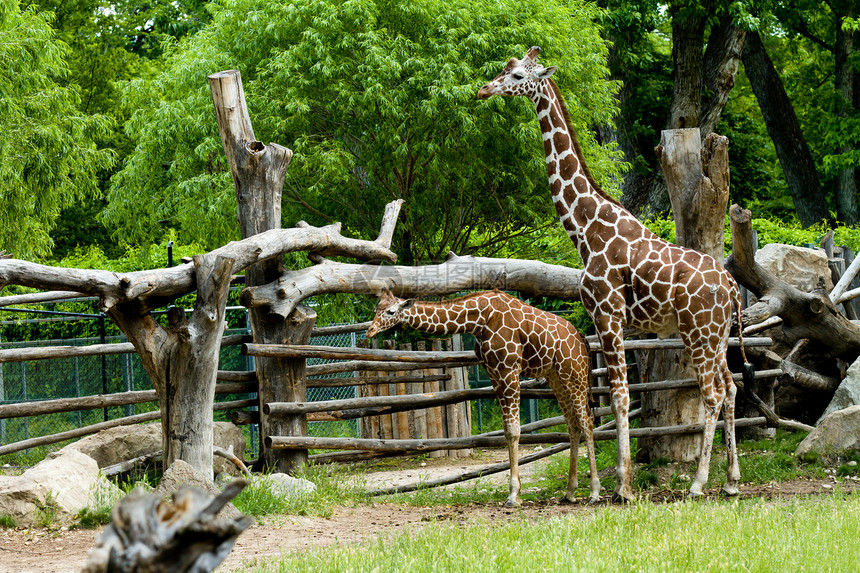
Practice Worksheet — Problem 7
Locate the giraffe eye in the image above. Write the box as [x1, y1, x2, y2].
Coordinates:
[512, 72, 525, 81]
[386, 309, 396, 315]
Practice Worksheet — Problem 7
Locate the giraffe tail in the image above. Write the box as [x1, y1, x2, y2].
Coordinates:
[733, 285, 756, 389]
[583, 334, 599, 417]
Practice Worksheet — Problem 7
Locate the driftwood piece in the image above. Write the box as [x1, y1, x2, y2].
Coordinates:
[82, 480, 253, 573]
[241, 251, 583, 319]
[726, 204, 860, 362]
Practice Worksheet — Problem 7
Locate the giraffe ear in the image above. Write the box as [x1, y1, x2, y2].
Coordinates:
[531, 66, 557, 80]
[398, 298, 415, 310]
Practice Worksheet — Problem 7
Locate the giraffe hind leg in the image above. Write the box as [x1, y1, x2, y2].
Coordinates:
[689, 365, 727, 498]
[721, 362, 740, 496]
[493, 371, 523, 508]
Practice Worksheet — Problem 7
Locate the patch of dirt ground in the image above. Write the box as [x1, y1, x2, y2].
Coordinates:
[1, 447, 858, 573]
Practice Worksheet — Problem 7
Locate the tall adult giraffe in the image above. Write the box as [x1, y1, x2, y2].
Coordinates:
[477, 47, 750, 500]
[366, 289, 600, 507]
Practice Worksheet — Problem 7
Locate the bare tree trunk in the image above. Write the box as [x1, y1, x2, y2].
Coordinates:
[835, 10, 859, 225]
[209, 69, 314, 473]
[638, 129, 731, 463]
[108, 254, 235, 478]
[700, 15, 747, 136]
[741, 32, 830, 226]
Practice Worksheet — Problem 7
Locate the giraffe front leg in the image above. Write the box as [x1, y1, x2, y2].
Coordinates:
[494, 373, 522, 508]
[690, 378, 726, 498]
[502, 407, 522, 507]
[594, 316, 634, 503]
[561, 426, 581, 504]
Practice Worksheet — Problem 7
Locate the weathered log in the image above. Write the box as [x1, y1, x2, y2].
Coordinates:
[101, 452, 163, 478]
[726, 204, 860, 361]
[0, 290, 85, 306]
[311, 322, 372, 336]
[81, 480, 252, 573]
[307, 374, 450, 388]
[264, 386, 559, 417]
[268, 417, 788, 452]
[779, 360, 841, 392]
[305, 359, 478, 376]
[0, 382, 255, 420]
[249, 337, 771, 363]
[0, 399, 255, 457]
[241, 251, 583, 319]
[213, 446, 251, 477]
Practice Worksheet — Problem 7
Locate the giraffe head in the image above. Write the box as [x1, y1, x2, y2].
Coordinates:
[476, 46, 557, 100]
[366, 289, 414, 338]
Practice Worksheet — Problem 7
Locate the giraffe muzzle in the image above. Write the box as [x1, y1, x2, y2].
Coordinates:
[476, 84, 493, 99]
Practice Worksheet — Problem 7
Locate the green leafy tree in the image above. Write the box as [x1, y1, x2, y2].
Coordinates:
[105, 0, 622, 263]
[0, 1, 115, 259]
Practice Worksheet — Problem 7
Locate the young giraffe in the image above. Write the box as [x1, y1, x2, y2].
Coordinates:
[366, 289, 600, 507]
[477, 47, 751, 501]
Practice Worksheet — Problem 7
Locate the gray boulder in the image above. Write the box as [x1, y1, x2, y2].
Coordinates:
[817, 356, 860, 425]
[797, 404, 860, 458]
[755, 243, 834, 293]
[0, 449, 121, 527]
[259, 472, 317, 497]
[156, 459, 243, 521]
[62, 421, 247, 474]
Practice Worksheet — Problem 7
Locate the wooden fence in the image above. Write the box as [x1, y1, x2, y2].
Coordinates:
[0, 302, 792, 473]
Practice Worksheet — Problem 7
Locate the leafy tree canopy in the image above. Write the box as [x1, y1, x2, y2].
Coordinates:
[105, 0, 623, 263]
[0, 1, 115, 260]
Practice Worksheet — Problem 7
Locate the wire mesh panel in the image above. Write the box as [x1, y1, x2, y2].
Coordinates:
[306, 329, 363, 438]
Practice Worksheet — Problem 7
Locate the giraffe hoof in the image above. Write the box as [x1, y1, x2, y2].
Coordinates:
[558, 495, 575, 505]
[721, 485, 739, 497]
[611, 491, 635, 504]
[687, 489, 705, 500]
[503, 499, 521, 508]
[587, 496, 601, 505]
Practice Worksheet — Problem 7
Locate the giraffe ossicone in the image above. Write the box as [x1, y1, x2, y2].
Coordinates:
[366, 289, 600, 507]
[478, 47, 752, 501]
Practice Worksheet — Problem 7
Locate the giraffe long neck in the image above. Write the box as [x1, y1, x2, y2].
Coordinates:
[532, 81, 629, 262]
[401, 298, 484, 336]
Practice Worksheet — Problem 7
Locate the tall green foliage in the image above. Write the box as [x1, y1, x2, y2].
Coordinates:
[105, 0, 623, 262]
[0, 1, 115, 259]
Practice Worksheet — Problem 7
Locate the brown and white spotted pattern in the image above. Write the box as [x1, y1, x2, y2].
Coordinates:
[366, 289, 600, 507]
[478, 47, 750, 501]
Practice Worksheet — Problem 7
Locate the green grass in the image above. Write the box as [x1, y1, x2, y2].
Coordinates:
[0, 514, 16, 528]
[233, 463, 369, 519]
[231, 491, 860, 572]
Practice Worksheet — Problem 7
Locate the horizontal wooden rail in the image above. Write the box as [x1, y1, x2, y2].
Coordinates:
[245, 337, 773, 364]
[590, 368, 783, 395]
[0, 333, 250, 364]
[306, 374, 450, 388]
[0, 398, 255, 457]
[305, 360, 475, 376]
[310, 322, 372, 337]
[267, 417, 774, 452]
[0, 382, 256, 420]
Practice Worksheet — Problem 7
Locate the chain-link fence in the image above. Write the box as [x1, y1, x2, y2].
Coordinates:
[0, 303, 372, 460]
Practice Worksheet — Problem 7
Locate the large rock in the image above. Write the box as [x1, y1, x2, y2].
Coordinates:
[62, 421, 247, 474]
[213, 422, 248, 475]
[817, 356, 860, 425]
[260, 473, 317, 497]
[0, 449, 121, 527]
[156, 459, 243, 521]
[797, 404, 860, 458]
[63, 423, 161, 467]
[755, 243, 834, 293]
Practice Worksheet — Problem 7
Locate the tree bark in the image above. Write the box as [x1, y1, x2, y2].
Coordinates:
[741, 31, 830, 226]
[107, 254, 236, 478]
[638, 129, 731, 463]
[241, 252, 583, 319]
[835, 8, 859, 225]
[700, 15, 747, 136]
